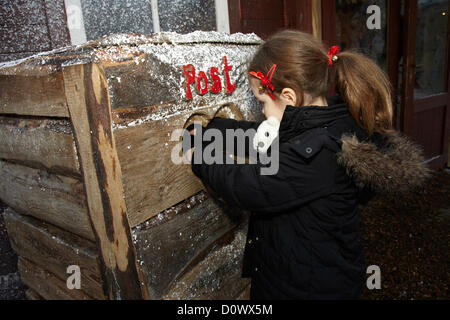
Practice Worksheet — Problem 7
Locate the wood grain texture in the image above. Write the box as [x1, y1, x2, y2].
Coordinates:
[25, 289, 43, 300]
[0, 116, 80, 176]
[163, 227, 250, 300]
[4, 208, 105, 300]
[18, 257, 93, 300]
[0, 160, 94, 240]
[236, 283, 251, 300]
[321, 0, 337, 48]
[63, 63, 148, 300]
[114, 103, 245, 227]
[0, 72, 69, 117]
[100, 53, 175, 110]
[133, 193, 237, 299]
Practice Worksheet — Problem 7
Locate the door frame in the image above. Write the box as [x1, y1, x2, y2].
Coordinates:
[401, 0, 450, 169]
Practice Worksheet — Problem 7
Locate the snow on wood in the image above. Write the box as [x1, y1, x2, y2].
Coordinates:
[0, 31, 262, 300]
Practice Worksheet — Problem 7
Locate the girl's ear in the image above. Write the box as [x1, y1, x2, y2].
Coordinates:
[281, 88, 297, 106]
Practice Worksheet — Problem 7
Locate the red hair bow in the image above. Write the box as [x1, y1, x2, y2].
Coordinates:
[328, 46, 340, 66]
[249, 64, 277, 100]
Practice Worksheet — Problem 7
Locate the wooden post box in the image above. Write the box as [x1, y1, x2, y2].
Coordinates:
[0, 31, 263, 299]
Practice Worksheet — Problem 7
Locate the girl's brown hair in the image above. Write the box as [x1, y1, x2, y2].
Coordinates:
[249, 30, 394, 136]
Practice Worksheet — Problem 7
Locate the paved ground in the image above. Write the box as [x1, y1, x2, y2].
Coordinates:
[360, 169, 450, 299]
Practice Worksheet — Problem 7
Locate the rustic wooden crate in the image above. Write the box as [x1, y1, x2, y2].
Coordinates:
[0, 32, 262, 299]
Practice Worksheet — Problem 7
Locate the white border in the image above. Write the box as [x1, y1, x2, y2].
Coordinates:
[64, 0, 228, 44]
[215, 0, 230, 33]
[151, 0, 161, 33]
[64, 0, 87, 45]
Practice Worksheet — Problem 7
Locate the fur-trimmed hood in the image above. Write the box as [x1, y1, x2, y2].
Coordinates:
[337, 131, 432, 193]
[275, 96, 431, 194]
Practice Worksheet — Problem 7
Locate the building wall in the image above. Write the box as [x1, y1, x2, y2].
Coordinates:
[0, 0, 224, 62]
[0, 0, 71, 62]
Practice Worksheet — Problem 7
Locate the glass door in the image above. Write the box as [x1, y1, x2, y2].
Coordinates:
[401, 0, 450, 168]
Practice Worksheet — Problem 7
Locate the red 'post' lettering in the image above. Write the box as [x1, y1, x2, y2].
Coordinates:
[197, 71, 209, 95]
[210, 67, 222, 94]
[223, 56, 236, 95]
[183, 64, 196, 100]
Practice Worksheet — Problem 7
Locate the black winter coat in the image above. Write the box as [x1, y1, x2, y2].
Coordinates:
[191, 96, 430, 300]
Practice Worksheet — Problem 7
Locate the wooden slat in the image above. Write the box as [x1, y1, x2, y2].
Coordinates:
[99, 53, 170, 111]
[62, 63, 148, 300]
[18, 257, 93, 300]
[4, 208, 105, 300]
[114, 103, 246, 227]
[0, 160, 94, 240]
[0, 116, 80, 176]
[163, 227, 250, 300]
[114, 110, 202, 227]
[133, 193, 237, 299]
[25, 289, 43, 300]
[236, 283, 251, 300]
[0, 72, 69, 117]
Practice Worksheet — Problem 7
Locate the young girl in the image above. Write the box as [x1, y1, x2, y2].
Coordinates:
[185, 30, 430, 299]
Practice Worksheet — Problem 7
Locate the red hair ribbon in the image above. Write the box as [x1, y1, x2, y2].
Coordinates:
[328, 46, 340, 66]
[249, 64, 277, 100]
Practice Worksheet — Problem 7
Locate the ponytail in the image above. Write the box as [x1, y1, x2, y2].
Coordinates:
[334, 50, 394, 136]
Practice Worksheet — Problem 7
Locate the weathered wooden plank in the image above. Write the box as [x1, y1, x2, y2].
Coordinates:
[4, 208, 105, 300]
[0, 116, 80, 176]
[0, 160, 94, 240]
[236, 283, 251, 300]
[25, 288, 44, 300]
[0, 72, 69, 117]
[133, 192, 238, 299]
[62, 63, 148, 300]
[114, 103, 246, 227]
[18, 257, 93, 300]
[163, 226, 250, 300]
